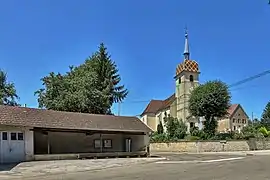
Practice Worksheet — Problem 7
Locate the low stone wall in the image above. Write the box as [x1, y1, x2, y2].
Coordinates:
[150, 139, 270, 152]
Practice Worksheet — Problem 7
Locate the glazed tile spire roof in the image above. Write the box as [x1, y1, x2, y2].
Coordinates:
[175, 28, 199, 77]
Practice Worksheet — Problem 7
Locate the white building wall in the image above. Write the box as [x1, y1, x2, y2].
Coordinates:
[25, 130, 34, 160]
[0, 125, 34, 163]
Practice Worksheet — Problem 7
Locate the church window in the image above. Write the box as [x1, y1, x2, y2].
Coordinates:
[189, 75, 194, 82]
[178, 78, 181, 84]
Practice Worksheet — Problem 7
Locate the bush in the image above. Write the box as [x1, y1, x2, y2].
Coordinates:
[211, 133, 233, 140]
[259, 127, 269, 137]
[185, 135, 201, 141]
[157, 121, 164, 134]
[190, 127, 200, 136]
[164, 117, 187, 139]
[150, 132, 167, 143]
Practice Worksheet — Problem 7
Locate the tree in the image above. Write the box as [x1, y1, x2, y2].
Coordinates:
[90, 43, 128, 109]
[157, 121, 164, 134]
[164, 117, 187, 139]
[261, 101, 270, 129]
[189, 80, 231, 136]
[35, 43, 128, 114]
[0, 70, 19, 106]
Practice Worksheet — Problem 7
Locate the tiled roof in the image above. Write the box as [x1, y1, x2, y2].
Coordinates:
[227, 104, 239, 117]
[141, 100, 164, 115]
[176, 60, 199, 76]
[0, 105, 152, 133]
[142, 98, 243, 119]
[141, 94, 176, 115]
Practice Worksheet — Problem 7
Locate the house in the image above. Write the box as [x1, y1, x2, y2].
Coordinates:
[0, 105, 152, 164]
[140, 29, 249, 133]
[217, 104, 249, 132]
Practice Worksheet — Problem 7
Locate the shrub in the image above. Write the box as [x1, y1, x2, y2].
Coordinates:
[212, 133, 233, 140]
[157, 121, 164, 134]
[164, 117, 187, 139]
[259, 127, 269, 137]
[185, 135, 201, 141]
[150, 132, 167, 143]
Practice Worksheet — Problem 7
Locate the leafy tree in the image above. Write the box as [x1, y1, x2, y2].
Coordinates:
[0, 70, 19, 106]
[157, 121, 164, 134]
[164, 117, 187, 139]
[35, 43, 128, 114]
[189, 80, 231, 137]
[261, 101, 270, 129]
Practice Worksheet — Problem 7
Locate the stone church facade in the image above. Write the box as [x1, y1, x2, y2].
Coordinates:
[140, 30, 249, 133]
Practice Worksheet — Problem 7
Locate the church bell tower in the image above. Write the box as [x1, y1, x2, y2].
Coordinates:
[175, 28, 200, 131]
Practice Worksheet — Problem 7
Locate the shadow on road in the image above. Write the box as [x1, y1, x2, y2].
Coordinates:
[0, 163, 19, 172]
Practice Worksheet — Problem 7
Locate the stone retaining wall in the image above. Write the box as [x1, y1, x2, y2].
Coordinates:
[150, 139, 270, 152]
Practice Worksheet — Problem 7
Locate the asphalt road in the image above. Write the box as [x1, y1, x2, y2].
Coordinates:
[21, 154, 270, 180]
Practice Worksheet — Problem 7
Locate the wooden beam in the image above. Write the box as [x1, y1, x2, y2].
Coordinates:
[32, 127, 146, 135]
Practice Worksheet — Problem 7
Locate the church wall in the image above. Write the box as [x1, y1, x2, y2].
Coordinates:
[169, 100, 177, 118]
[176, 71, 199, 122]
[147, 115, 158, 131]
[141, 114, 157, 131]
[156, 109, 171, 132]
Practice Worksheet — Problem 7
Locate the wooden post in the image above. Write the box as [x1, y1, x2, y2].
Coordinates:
[100, 134, 103, 153]
[47, 132, 50, 154]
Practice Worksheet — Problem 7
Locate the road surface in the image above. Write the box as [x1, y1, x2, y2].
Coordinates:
[5, 154, 270, 180]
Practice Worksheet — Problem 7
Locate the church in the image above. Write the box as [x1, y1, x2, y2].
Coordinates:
[140, 30, 249, 133]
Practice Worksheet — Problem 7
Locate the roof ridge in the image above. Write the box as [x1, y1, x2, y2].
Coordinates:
[0, 105, 136, 118]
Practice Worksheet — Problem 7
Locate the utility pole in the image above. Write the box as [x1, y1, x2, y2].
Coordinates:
[252, 112, 254, 125]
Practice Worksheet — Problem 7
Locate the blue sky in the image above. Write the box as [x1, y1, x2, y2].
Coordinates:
[0, 0, 269, 119]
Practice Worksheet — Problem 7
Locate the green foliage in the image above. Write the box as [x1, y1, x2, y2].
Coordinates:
[157, 121, 164, 134]
[261, 101, 270, 129]
[190, 127, 200, 136]
[164, 117, 187, 139]
[259, 127, 270, 137]
[185, 135, 201, 141]
[150, 132, 167, 143]
[0, 70, 19, 106]
[35, 43, 128, 114]
[189, 80, 231, 137]
[240, 124, 269, 139]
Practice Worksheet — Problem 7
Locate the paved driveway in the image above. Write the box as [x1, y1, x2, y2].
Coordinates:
[0, 157, 164, 179]
[19, 154, 270, 180]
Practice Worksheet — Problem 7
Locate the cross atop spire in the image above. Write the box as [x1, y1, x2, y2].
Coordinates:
[183, 27, 190, 60]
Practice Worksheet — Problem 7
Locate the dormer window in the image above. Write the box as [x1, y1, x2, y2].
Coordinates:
[189, 75, 194, 82]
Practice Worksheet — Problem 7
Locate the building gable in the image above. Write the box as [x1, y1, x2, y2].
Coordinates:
[230, 104, 249, 119]
[141, 94, 176, 116]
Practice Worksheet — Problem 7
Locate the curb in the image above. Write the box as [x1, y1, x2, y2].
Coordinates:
[151, 151, 270, 156]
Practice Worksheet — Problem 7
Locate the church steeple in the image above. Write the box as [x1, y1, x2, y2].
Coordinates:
[183, 28, 190, 60]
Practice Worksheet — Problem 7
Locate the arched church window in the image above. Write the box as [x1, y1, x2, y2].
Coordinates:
[178, 78, 181, 84]
[189, 75, 194, 82]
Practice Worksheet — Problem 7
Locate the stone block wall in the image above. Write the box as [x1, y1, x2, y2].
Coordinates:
[150, 140, 270, 152]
